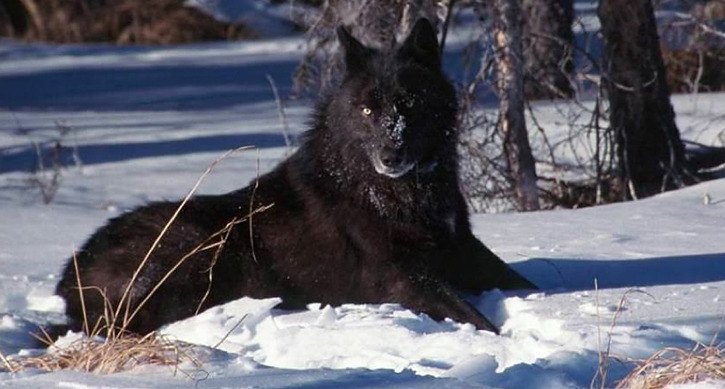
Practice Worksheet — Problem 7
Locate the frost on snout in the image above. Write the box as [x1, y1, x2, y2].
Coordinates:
[370, 107, 415, 178]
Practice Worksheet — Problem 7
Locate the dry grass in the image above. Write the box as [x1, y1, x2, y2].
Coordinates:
[591, 284, 644, 388]
[616, 342, 725, 389]
[588, 285, 725, 389]
[1, 331, 200, 375]
[0, 146, 265, 376]
[0, 0, 256, 44]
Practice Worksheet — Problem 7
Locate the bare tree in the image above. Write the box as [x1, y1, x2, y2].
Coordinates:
[0, 0, 29, 35]
[522, 0, 574, 100]
[293, 0, 443, 95]
[598, 0, 694, 199]
[491, 0, 540, 211]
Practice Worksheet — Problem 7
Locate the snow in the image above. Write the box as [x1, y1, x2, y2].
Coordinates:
[2, 15, 725, 389]
[185, 0, 311, 38]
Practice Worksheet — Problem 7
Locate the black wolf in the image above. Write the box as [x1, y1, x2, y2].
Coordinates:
[56, 19, 535, 335]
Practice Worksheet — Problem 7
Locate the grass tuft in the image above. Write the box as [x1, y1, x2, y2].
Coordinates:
[617, 342, 725, 389]
[1, 331, 201, 375]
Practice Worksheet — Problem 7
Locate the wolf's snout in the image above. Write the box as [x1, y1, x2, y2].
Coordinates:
[372, 147, 414, 178]
[379, 147, 405, 168]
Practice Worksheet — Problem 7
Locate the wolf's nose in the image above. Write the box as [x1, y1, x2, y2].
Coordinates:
[379, 147, 404, 168]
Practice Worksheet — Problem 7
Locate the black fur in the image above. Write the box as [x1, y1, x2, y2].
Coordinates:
[56, 19, 535, 335]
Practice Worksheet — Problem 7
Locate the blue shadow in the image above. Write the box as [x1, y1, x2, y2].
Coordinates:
[511, 252, 725, 291]
[0, 132, 286, 173]
[0, 60, 298, 111]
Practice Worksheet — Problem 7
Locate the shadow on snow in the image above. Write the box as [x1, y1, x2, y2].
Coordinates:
[512, 252, 725, 291]
[0, 132, 286, 173]
[0, 60, 298, 111]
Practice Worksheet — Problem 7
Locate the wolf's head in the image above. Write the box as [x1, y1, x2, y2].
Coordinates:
[325, 19, 457, 179]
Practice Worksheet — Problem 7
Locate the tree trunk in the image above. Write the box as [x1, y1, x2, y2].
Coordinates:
[522, 0, 574, 100]
[1, 0, 29, 35]
[492, 0, 540, 211]
[598, 0, 693, 199]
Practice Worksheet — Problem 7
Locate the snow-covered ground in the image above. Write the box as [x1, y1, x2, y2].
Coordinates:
[1, 27, 725, 388]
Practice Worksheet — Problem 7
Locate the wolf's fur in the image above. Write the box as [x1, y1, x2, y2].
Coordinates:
[56, 19, 535, 335]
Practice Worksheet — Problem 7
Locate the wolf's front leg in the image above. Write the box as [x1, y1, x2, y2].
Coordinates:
[385, 271, 499, 334]
[444, 231, 537, 294]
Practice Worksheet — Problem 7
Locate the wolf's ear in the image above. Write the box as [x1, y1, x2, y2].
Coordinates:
[337, 26, 372, 73]
[399, 18, 440, 70]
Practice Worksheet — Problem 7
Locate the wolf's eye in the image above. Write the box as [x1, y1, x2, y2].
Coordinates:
[361, 107, 372, 116]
